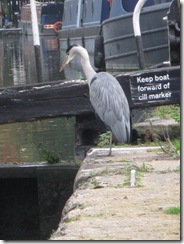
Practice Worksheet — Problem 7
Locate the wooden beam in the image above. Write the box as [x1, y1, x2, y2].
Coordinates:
[0, 80, 93, 124]
[0, 66, 180, 125]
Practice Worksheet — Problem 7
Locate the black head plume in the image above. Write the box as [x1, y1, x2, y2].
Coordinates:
[66, 44, 79, 54]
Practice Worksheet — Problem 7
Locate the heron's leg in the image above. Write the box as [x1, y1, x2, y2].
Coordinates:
[107, 131, 113, 156]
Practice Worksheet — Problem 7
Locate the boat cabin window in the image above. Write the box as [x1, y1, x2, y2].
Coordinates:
[109, 0, 172, 18]
[121, 0, 172, 12]
[62, 0, 110, 29]
[83, 0, 110, 26]
[62, 0, 78, 29]
[41, 3, 63, 24]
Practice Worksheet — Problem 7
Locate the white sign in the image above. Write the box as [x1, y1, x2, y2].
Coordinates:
[133, 73, 172, 102]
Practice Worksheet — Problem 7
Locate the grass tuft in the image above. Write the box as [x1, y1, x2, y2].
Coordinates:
[164, 207, 180, 215]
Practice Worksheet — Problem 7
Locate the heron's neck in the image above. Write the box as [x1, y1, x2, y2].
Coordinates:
[79, 48, 96, 85]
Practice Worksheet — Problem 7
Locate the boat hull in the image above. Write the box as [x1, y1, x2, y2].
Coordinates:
[59, 25, 100, 79]
[59, 25, 100, 54]
[102, 3, 171, 72]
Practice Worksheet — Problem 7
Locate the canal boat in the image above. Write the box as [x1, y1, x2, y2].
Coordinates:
[59, 0, 111, 73]
[101, 0, 173, 73]
[59, 0, 178, 74]
[19, 2, 63, 36]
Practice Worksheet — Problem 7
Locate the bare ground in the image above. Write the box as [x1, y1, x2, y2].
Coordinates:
[50, 147, 180, 240]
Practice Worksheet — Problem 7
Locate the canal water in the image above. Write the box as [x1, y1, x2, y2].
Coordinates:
[0, 35, 76, 164]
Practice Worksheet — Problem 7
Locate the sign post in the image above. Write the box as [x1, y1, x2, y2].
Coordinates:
[130, 67, 180, 106]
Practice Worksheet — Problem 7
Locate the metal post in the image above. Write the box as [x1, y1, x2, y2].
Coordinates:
[76, 0, 82, 28]
[130, 170, 136, 187]
[30, 0, 42, 82]
[30, 0, 40, 46]
[133, 0, 147, 70]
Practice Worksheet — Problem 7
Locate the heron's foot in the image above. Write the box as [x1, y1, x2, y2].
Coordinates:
[98, 147, 113, 157]
[107, 147, 112, 156]
[96, 153, 114, 158]
[87, 147, 114, 158]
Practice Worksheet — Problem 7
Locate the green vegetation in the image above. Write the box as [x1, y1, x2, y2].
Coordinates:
[156, 165, 180, 174]
[153, 104, 180, 123]
[64, 212, 104, 223]
[149, 105, 180, 158]
[164, 207, 180, 215]
[97, 131, 130, 148]
[97, 131, 111, 147]
[42, 149, 60, 164]
[157, 137, 180, 158]
[89, 167, 108, 178]
[90, 179, 103, 189]
[171, 138, 180, 155]
[84, 213, 104, 218]
[64, 215, 81, 223]
[96, 105, 180, 159]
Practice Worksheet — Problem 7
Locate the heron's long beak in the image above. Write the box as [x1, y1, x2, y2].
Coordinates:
[60, 54, 74, 72]
[60, 55, 69, 72]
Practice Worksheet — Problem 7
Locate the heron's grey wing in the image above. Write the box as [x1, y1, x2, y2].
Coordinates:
[89, 72, 130, 143]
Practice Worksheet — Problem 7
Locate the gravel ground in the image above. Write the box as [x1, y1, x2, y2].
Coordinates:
[50, 147, 180, 241]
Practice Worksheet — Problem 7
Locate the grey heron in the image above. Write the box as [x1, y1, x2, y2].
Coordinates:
[60, 44, 130, 155]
